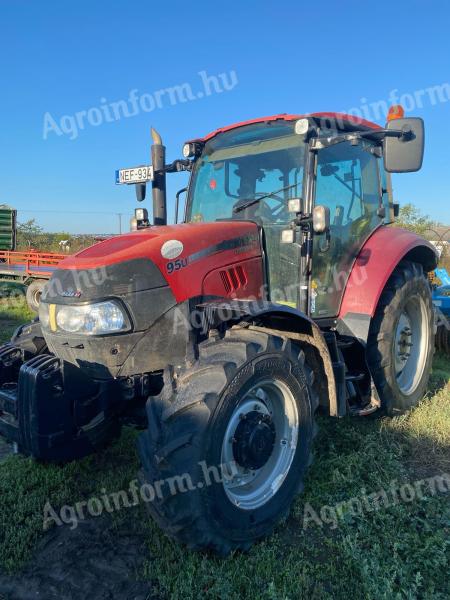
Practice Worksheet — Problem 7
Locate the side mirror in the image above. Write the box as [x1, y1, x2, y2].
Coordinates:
[313, 205, 330, 234]
[383, 117, 424, 173]
[135, 183, 146, 202]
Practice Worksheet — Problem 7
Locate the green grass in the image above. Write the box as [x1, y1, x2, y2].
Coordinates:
[0, 301, 449, 598]
[0, 289, 34, 339]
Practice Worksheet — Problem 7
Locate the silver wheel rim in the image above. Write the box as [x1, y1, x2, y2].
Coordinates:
[220, 379, 299, 510]
[393, 295, 429, 396]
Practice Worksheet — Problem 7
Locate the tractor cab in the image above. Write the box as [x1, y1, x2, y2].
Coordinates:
[184, 116, 394, 319]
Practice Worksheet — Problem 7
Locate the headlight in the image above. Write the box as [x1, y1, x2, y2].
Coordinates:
[40, 301, 129, 335]
[182, 141, 203, 158]
[182, 143, 191, 158]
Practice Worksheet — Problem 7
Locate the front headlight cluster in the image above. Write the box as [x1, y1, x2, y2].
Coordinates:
[39, 300, 129, 335]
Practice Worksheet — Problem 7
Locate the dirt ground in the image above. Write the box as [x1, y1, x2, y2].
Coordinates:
[0, 514, 154, 600]
[0, 433, 153, 599]
[0, 440, 154, 599]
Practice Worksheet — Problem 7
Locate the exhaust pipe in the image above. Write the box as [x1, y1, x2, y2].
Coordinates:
[151, 128, 167, 226]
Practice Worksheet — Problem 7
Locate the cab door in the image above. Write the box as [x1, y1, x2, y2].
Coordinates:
[253, 166, 304, 308]
[311, 140, 384, 318]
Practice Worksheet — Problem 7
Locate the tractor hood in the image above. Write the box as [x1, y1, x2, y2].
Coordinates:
[48, 221, 261, 304]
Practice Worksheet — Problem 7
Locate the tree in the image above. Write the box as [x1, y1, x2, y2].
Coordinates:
[394, 203, 435, 236]
[16, 219, 99, 253]
[16, 219, 45, 250]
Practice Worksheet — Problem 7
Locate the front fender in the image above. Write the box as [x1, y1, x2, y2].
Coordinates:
[198, 299, 339, 416]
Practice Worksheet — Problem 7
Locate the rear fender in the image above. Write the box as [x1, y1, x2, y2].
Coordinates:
[338, 227, 438, 342]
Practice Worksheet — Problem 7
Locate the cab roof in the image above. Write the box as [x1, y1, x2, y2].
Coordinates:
[193, 112, 380, 143]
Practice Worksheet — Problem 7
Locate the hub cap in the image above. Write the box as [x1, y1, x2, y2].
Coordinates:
[394, 295, 429, 395]
[232, 411, 276, 470]
[221, 379, 299, 510]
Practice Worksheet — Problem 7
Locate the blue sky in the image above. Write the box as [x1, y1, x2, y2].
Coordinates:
[0, 0, 449, 234]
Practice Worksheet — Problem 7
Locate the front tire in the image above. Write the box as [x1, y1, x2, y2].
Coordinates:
[367, 261, 435, 415]
[137, 326, 317, 554]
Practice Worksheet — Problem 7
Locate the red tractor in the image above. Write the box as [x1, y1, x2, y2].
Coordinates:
[0, 110, 437, 554]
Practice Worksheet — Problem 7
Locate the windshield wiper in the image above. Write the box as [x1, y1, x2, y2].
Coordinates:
[233, 183, 300, 213]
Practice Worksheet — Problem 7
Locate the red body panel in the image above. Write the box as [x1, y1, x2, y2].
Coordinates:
[58, 222, 263, 303]
[191, 112, 380, 143]
[339, 227, 437, 319]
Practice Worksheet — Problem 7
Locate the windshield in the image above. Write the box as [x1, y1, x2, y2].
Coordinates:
[186, 121, 307, 224]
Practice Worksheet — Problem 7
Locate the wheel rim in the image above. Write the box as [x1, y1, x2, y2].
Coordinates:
[393, 294, 430, 396]
[220, 379, 299, 510]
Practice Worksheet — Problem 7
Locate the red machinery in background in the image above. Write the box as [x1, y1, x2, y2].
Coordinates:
[0, 249, 66, 312]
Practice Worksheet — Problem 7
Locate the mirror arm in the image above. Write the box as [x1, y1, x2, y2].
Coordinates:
[311, 128, 408, 151]
[163, 159, 192, 174]
[358, 128, 405, 139]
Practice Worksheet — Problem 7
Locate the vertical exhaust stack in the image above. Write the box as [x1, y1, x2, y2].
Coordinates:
[151, 127, 167, 226]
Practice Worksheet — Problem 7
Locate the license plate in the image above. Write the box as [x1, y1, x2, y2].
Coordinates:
[115, 165, 154, 185]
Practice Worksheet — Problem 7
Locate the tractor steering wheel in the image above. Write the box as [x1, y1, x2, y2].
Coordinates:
[254, 192, 289, 222]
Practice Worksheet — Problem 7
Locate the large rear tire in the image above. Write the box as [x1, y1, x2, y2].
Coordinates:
[137, 326, 318, 555]
[367, 261, 435, 415]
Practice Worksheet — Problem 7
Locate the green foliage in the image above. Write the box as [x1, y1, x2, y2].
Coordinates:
[394, 203, 435, 236]
[16, 219, 44, 250]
